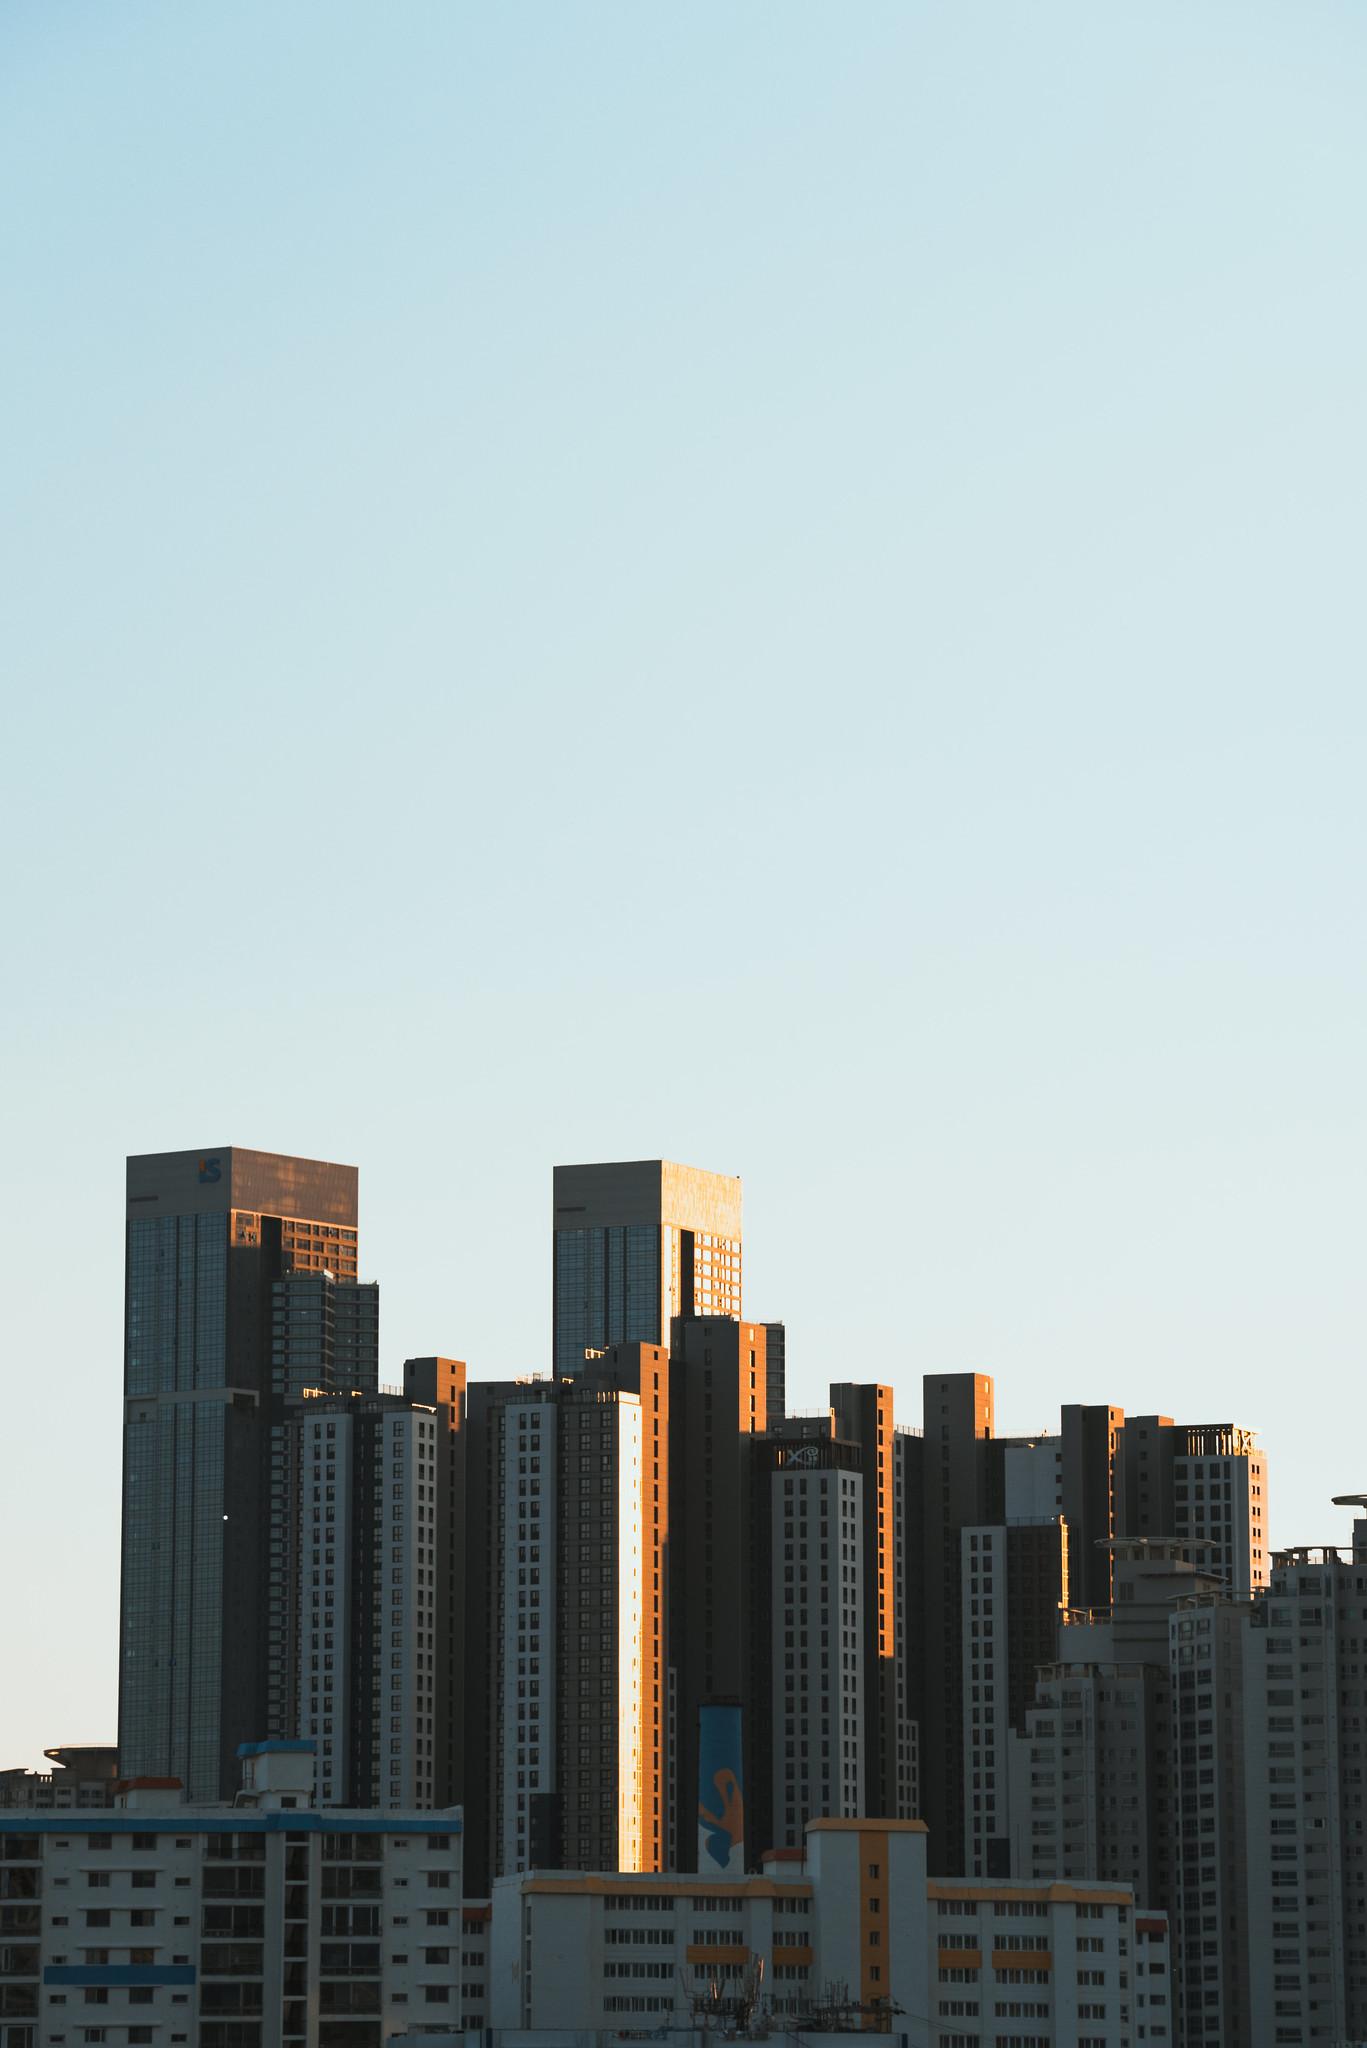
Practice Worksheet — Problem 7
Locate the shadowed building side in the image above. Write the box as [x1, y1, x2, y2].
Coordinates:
[119, 1146, 360, 1801]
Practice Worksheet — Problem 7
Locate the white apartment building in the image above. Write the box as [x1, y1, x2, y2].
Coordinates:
[0, 1742, 463, 2048]
[488, 1819, 928, 2035]
[479, 1372, 661, 1883]
[1009, 1661, 1169, 1915]
[294, 1401, 440, 1811]
[1168, 1591, 1251, 2048]
[769, 1445, 865, 1844]
[484, 1818, 1162, 2048]
[930, 1879, 1169, 2048]
[960, 1522, 1068, 1880]
[493, 1391, 559, 1879]
[1243, 1542, 1367, 2048]
[1170, 1429, 1269, 1595]
[1008, 1540, 1229, 1929]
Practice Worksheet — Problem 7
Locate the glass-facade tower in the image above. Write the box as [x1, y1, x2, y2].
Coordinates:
[551, 1159, 742, 1379]
[118, 1147, 360, 1800]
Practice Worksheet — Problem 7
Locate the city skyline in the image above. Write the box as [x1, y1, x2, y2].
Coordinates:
[3, 1134, 1351, 1777]
[5, 2, 1366, 1827]
[107, 1141, 1273, 1888]
[8, 1132, 1362, 2043]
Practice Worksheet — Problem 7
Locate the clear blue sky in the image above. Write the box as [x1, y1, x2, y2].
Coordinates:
[3, 1, 1365, 1769]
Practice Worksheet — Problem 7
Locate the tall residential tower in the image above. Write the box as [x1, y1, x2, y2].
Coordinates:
[118, 1146, 360, 1799]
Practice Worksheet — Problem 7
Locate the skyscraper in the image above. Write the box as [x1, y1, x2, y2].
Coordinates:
[282, 1390, 440, 1809]
[830, 1381, 913, 1828]
[552, 1159, 742, 1378]
[119, 1146, 359, 1799]
[753, 1416, 867, 1851]
[268, 1358, 466, 1811]
[667, 1314, 768, 1868]
[1119, 1418, 1270, 1593]
[959, 1515, 1069, 1878]
[1242, 1530, 1367, 2048]
[459, 1347, 669, 1892]
[910, 1370, 996, 1875]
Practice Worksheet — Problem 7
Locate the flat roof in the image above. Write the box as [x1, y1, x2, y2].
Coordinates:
[127, 1147, 358, 1225]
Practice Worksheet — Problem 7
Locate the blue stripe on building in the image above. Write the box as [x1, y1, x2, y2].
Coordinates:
[0, 1812, 460, 1837]
[44, 1965, 197, 1986]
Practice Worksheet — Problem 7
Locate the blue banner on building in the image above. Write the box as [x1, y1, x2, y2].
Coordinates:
[697, 1701, 744, 1876]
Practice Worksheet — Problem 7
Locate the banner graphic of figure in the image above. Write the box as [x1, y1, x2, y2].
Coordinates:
[697, 1701, 745, 1876]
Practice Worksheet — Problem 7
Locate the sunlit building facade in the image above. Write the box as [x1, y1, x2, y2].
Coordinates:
[464, 1350, 668, 1889]
[552, 1160, 742, 1379]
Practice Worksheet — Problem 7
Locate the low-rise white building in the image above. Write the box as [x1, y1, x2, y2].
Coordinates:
[929, 1878, 1170, 2047]
[489, 1819, 928, 2037]
[0, 1740, 464, 2048]
[484, 1818, 1165, 2048]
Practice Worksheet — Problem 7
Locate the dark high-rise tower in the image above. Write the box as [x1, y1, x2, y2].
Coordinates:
[911, 1371, 995, 1876]
[118, 1146, 360, 1800]
[552, 1159, 742, 1378]
[830, 1382, 914, 1828]
[761, 1320, 787, 1424]
[667, 1314, 768, 1869]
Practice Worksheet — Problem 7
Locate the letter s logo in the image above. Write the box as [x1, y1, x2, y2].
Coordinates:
[198, 1158, 222, 1185]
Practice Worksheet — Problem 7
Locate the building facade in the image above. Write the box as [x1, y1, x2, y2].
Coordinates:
[483, 1822, 1161, 2048]
[0, 1741, 463, 2048]
[666, 1316, 771, 1870]
[119, 1148, 361, 1800]
[1008, 1543, 1226, 1947]
[929, 1878, 1169, 2047]
[1168, 1590, 1251, 2047]
[1243, 1541, 1367, 2048]
[756, 1425, 866, 1850]
[1118, 1419, 1269, 1595]
[960, 1519, 1069, 1880]
[269, 1272, 378, 1404]
[461, 1349, 668, 1892]
[0, 1752, 117, 1814]
[552, 1161, 742, 1379]
[487, 1818, 929, 2035]
[278, 1395, 439, 1811]
[910, 1373, 996, 1878]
